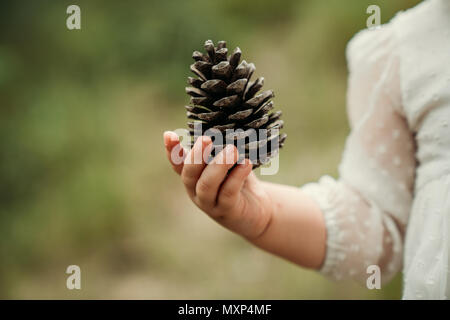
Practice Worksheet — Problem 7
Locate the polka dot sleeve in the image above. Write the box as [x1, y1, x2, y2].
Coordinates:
[301, 24, 416, 284]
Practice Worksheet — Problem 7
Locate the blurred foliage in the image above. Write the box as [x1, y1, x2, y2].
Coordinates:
[0, 0, 420, 298]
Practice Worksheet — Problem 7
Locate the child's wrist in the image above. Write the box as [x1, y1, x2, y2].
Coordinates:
[244, 181, 275, 242]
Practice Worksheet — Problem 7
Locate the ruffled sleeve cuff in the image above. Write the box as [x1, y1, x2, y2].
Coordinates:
[300, 175, 349, 280]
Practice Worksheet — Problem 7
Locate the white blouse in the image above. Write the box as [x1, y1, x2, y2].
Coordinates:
[300, 0, 450, 299]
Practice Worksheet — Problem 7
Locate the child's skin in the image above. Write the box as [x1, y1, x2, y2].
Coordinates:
[163, 131, 327, 269]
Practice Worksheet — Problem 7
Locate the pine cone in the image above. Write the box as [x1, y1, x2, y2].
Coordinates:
[185, 40, 286, 169]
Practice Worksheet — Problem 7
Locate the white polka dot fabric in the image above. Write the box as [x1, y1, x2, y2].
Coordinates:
[300, 0, 450, 299]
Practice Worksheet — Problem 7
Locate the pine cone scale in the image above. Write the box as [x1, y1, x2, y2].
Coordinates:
[185, 40, 287, 168]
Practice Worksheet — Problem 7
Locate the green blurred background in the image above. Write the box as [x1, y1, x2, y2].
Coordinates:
[0, 0, 420, 299]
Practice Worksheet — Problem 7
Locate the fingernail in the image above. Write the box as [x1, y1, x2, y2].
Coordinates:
[225, 144, 236, 157]
[202, 136, 211, 144]
[163, 132, 170, 146]
[239, 158, 251, 168]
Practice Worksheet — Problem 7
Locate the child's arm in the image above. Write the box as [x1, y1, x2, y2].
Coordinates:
[251, 181, 326, 269]
[164, 131, 326, 269]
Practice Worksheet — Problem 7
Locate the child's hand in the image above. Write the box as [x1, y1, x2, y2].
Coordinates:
[163, 131, 273, 239]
